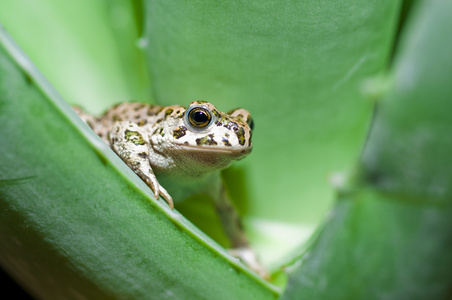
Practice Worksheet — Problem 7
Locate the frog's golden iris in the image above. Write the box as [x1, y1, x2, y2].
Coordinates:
[187, 107, 212, 128]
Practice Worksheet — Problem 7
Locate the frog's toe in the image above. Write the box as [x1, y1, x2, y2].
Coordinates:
[143, 173, 160, 200]
[159, 185, 174, 209]
[153, 188, 160, 201]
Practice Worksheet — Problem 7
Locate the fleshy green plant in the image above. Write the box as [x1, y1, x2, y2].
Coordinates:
[0, 0, 451, 299]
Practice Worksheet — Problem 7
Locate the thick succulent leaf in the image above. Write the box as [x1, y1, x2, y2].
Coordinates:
[0, 26, 278, 300]
[282, 1, 452, 299]
[143, 0, 401, 267]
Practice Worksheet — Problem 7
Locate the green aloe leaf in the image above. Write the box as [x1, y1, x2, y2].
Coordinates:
[282, 1, 452, 299]
[0, 17, 277, 300]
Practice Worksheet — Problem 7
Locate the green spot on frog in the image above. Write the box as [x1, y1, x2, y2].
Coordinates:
[173, 126, 187, 139]
[224, 120, 238, 131]
[234, 127, 246, 146]
[164, 108, 174, 117]
[176, 111, 185, 119]
[193, 100, 207, 105]
[124, 129, 146, 145]
[196, 134, 218, 146]
[212, 109, 221, 118]
[222, 136, 232, 146]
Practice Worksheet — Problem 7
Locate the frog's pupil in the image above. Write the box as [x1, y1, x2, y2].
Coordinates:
[193, 111, 208, 123]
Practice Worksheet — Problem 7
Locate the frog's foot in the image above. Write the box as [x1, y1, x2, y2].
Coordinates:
[229, 247, 269, 280]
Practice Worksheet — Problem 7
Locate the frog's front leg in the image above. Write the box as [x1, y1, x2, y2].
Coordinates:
[110, 121, 174, 209]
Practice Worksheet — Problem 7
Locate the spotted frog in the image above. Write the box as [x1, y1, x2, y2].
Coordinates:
[74, 101, 266, 277]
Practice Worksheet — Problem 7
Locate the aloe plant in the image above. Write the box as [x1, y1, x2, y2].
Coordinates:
[1, 0, 451, 299]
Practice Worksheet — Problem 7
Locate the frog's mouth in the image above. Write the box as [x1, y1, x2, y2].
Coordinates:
[178, 144, 252, 158]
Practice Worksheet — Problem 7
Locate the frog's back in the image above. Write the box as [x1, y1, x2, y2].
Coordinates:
[77, 102, 184, 144]
[102, 102, 165, 125]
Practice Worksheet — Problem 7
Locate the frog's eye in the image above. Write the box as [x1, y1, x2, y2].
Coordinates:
[187, 107, 212, 128]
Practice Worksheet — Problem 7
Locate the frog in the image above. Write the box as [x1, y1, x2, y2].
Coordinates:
[73, 100, 266, 277]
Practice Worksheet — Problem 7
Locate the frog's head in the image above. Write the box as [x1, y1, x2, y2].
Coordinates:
[174, 101, 254, 157]
[152, 101, 254, 175]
